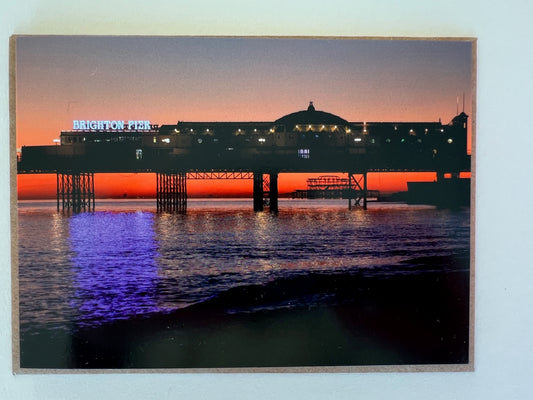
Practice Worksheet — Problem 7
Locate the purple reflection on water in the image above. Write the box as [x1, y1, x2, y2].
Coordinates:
[68, 211, 161, 326]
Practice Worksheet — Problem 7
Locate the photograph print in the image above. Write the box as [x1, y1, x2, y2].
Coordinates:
[14, 36, 474, 371]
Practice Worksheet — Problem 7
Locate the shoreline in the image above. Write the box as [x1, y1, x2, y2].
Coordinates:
[19, 266, 470, 369]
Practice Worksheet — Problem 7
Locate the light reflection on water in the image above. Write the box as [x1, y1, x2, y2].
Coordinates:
[18, 199, 470, 332]
[68, 212, 162, 325]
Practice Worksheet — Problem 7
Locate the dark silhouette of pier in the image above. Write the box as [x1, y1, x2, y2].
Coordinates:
[17, 103, 470, 212]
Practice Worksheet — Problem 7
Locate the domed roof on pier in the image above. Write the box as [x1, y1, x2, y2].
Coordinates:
[274, 102, 349, 127]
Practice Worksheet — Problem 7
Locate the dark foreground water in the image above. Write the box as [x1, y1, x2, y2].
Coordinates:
[17, 199, 471, 369]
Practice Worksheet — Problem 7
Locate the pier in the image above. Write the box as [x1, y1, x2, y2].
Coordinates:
[17, 103, 470, 212]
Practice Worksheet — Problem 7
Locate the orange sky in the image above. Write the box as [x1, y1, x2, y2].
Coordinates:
[16, 172, 469, 200]
[15, 37, 473, 199]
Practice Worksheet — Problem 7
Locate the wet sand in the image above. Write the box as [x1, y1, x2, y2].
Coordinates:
[19, 261, 470, 369]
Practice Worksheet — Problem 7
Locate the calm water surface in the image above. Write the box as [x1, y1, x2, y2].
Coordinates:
[17, 199, 470, 333]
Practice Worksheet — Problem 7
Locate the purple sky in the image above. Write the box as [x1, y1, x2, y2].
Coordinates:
[16, 36, 473, 147]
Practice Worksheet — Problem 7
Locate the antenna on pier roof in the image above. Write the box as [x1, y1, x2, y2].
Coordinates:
[456, 96, 459, 115]
[462, 92, 465, 113]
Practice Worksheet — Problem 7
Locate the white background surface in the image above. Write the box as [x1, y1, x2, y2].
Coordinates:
[1, 1, 532, 399]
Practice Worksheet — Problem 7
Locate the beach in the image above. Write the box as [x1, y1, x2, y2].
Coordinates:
[20, 259, 470, 369]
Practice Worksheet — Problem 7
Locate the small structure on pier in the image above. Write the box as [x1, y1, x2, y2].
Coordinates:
[291, 174, 380, 209]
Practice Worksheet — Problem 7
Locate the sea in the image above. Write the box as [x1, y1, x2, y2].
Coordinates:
[17, 198, 471, 336]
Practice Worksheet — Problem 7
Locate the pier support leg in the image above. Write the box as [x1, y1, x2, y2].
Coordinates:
[253, 172, 264, 212]
[269, 172, 278, 213]
[348, 175, 352, 211]
[348, 172, 368, 210]
[253, 172, 278, 212]
[363, 172, 368, 210]
[56, 172, 95, 213]
[57, 174, 60, 212]
[156, 172, 187, 213]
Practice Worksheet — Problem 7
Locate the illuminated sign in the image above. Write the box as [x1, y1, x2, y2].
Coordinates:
[73, 120, 152, 130]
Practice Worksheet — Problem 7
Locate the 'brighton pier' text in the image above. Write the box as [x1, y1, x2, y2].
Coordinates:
[73, 120, 152, 131]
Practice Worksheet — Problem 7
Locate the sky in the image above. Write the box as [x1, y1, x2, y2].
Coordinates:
[15, 36, 473, 199]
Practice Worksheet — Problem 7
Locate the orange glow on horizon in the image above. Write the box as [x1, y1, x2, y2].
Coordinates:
[15, 172, 468, 200]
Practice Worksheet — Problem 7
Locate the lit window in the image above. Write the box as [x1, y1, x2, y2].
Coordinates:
[190, 129, 194, 132]
[197, 138, 203, 144]
[298, 149, 310, 159]
[333, 125, 337, 130]
[174, 128, 179, 133]
[254, 129, 257, 132]
[441, 129, 444, 132]
[447, 138, 453, 144]
[153, 137, 157, 143]
[346, 129, 351, 133]
[206, 128, 210, 132]
[270, 128, 274, 133]
[258, 138, 266, 143]
[162, 138, 170, 143]
[135, 149, 143, 160]
[354, 138, 362, 142]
